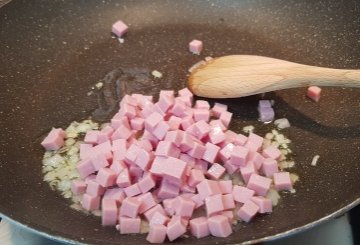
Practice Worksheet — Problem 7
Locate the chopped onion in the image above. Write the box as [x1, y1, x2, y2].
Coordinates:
[311, 155, 320, 166]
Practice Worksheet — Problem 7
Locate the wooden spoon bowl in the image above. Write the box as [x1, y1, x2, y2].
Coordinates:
[188, 55, 360, 98]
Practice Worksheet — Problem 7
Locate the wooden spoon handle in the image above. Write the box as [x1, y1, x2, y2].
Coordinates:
[188, 55, 360, 98]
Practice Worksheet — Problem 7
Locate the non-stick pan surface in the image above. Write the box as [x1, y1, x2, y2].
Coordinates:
[0, 0, 359, 244]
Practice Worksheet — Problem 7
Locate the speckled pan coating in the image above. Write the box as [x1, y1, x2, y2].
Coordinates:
[0, 0, 359, 244]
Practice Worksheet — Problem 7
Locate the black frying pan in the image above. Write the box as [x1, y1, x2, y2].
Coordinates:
[0, 0, 359, 244]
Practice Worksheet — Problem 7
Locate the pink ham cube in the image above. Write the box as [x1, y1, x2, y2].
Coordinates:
[162, 157, 187, 184]
[112, 20, 129, 37]
[143, 204, 166, 222]
[119, 197, 141, 218]
[249, 152, 265, 170]
[202, 142, 220, 163]
[251, 196, 272, 213]
[219, 143, 235, 162]
[211, 103, 228, 117]
[96, 168, 117, 187]
[146, 224, 167, 243]
[84, 130, 99, 144]
[101, 199, 118, 226]
[118, 217, 141, 234]
[223, 160, 239, 175]
[124, 143, 141, 164]
[155, 141, 180, 158]
[167, 216, 187, 241]
[206, 163, 226, 180]
[149, 211, 169, 225]
[195, 100, 210, 110]
[229, 145, 249, 166]
[137, 192, 157, 214]
[218, 180, 233, 194]
[232, 185, 255, 204]
[263, 145, 281, 160]
[191, 194, 204, 209]
[178, 87, 193, 98]
[234, 134, 248, 146]
[163, 198, 177, 216]
[103, 188, 125, 204]
[123, 183, 141, 197]
[193, 109, 210, 122]
[219, 111, 232, 128]
[240, 161, 257, 183]
[90, 153, 109, 171]
[116, 168, 131, 188]
[205, 194, 224, 216]
[190, 217, 210, 239]
[307, 86, 322, 102]
[138, 174, 156, 193]
[41, 128, 65, 151]
[167, 116, 182, 130]
[111, 138, 127, 152]
[273, 171, 293, 191]
[189, 39, 203, 54]
[193, 120, 211, 139]
[207, 215, 232, 238]
[81, 193, 100, 211]
[145, 111, 163, 130]
[196, 179, 221, 200]
[134, 149, 153, 170]
[130, 117, 145, 130]
[187, 142, 206, 159]
[262, 158, 279, 177]
[247, 174, 272, 196]
[246, 133, 264, 151]
[170, 100, 186, 117]
[157, 179, 180, 199]
[164, 130, 183, 147]
[76, 159, 95, 179]
[188, 169, 205, 187]
[209, 126, 226, 144]
[111, 124, 132, 140]
[222, 194, 235, 210]
[237, 200, 259, 222]
[179, 132, 195, 152]
[259, 107, 275, 122]
[71, 179, 87, 195]
[175, 196, 196, 218]
[86, 179, 105, 196]
[152, 121, 170, 140]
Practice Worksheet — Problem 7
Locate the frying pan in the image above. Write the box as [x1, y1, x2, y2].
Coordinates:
[0, 0, 359, 244]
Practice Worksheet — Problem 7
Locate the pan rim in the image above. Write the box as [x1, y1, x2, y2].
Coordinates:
[1, 198, 359, 244]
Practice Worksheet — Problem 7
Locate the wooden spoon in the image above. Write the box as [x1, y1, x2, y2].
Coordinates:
[188, 55, 360, 98]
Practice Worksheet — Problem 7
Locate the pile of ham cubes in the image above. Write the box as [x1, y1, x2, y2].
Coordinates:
[42, 88, 293, 243]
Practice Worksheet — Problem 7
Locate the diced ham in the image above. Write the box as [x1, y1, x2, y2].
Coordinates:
[118, 217, 141, 234]
[251, 196, 272, 213]
[232, 185, 255, 204]
[41, 128, 65, 151]
[237, 200, 259, 222]
[273, 172, 293, 191]
[189, 217, 210, 238]
[101, 199, 118, 226]
[307, 86, 322, 102]
[81, 194, 100, 211]
[51, 87, 296, 243]
[261, 158, 279, 177]
[206, 163, 226, 180]
[207, 215, 232, 238]
[112, 20, 128, 37]
[247, 174, 272, 196]
[71, 180, 87, 195]
[189, 39, 203, 55]
[146, 224, 167, 243]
